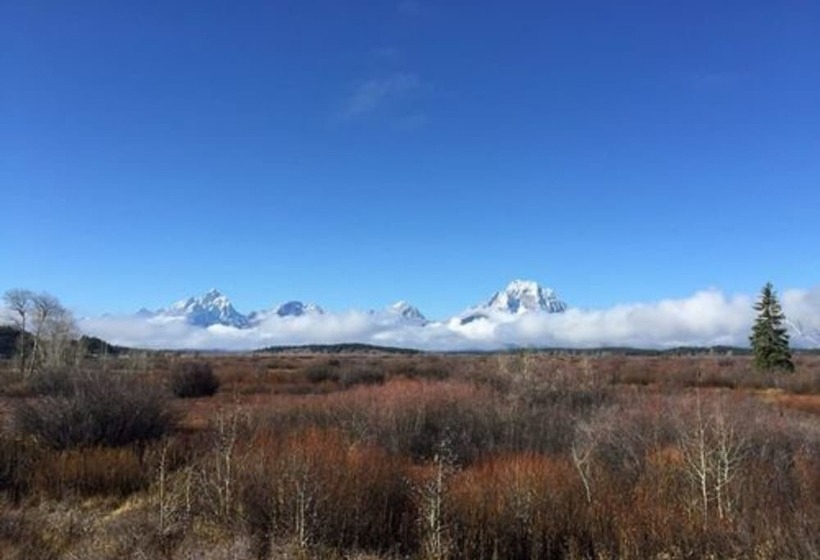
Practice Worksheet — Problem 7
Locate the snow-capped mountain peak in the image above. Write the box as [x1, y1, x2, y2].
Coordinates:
[366, 301, 428, 325]
[387, 301, 427, 323]
[458, 279, 567, 325]
[485, 279, 567, 314]
[172, 288, 227, 310]
[162, 289, 250, 328]
[275, 301, 324, 317]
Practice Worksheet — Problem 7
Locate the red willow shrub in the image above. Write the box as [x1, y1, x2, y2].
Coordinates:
[447, 453, 588, 560]
[32, 446, 149, 498]
[253, 378, 508, 464]
[239, 428, 416, 556]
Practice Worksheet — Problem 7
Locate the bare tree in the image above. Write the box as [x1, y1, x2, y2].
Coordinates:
[3, 291, 79, 378]
[711, 400, 746, 521]
[679, 388, 712, 529]
[571, 412, 611, 505]
[40, 303, 78, 369]
[677, 389, 747, 528]
[416, 438, 456, 560]
[30, 293, 60, 366]
[3, 289, 34, 375]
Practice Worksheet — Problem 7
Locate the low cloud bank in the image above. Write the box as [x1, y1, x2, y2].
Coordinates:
[77, 287, 820, 351]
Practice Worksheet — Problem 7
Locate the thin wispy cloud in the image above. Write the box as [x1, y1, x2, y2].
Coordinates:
[394, 112, 429, 131]
[76, 287, 820, 352]
[372, 46, 402, 61]
[397, 0, 422, 16]
[338, 73, 422, 121]
[680, 70, 743, 92]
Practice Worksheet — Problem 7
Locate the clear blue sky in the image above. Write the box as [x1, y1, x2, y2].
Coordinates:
[2, 0, 818, 319]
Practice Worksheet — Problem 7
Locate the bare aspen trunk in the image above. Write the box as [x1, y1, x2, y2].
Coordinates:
[158, 442, 168, 532]
[697, 418, 709, 529]
[417, 448, 454, 560]
[680, 387, 713, 530]
[571, 445, 593, 504]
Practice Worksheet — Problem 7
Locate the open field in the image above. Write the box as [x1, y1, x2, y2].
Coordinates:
[0, 351, 818, 559]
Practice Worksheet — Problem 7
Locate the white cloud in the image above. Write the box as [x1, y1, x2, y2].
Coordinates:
[75, 287, 820, 351]
[339, 73, 421, 120]
[80, 311, 383, 352]
[496, 290, 755, 348]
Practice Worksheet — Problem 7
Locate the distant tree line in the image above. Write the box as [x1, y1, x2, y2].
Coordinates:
[257, 343, 421, 355]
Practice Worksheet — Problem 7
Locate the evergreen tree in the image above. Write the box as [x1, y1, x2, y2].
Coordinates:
[749, 282, 795, 373]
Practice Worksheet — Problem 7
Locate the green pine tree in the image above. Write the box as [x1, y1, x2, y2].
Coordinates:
[749, 282, 795, 373]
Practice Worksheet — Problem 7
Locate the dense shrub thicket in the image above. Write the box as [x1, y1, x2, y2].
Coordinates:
[0, 325, 23, 359]
[169, 361, 220, 398]
[13, 369, 176, 449]
[0, 353, 817, 559]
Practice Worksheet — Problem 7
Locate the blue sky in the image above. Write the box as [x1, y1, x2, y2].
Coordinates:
[2, 0, 819, 319]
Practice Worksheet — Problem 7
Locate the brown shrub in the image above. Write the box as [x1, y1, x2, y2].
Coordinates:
[305, 362, 340, 384]
[346, 379, 508, 463]
[448, 453, 589, 559]
[169, 361, 220, 398]
[25, 366, 75, 396]
[0, 434, 38, 502]
[13, 370, 176, 449]
[32, 446, 149, 498]
[240, 428, 415, 556]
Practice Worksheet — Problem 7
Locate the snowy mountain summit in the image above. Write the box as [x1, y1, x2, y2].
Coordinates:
[163, 289, 250, 328]
[386, 301, 427, 324]
[368, 301, 428, 325]
[485, 280, 568, 314]
[459, 280, 567, 325]
[275, 301, 325, 317]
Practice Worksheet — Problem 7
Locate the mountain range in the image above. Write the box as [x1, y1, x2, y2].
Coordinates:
[137, 279, 568, 329]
